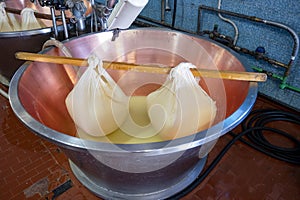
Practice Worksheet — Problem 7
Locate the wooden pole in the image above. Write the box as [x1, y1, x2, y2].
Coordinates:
[15, 52, 267, 82]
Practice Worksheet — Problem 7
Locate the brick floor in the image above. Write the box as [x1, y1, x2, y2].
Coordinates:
[0, 86, 299, 200]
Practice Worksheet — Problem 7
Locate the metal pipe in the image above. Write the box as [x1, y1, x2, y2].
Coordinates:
[200, 29, 289, 69]
[261, 20, 299, 76]
[90, 0, 94, 32]
[217, 0, 238, 45]
[252, 66, 300, 92]
[198, 5, 299, 79]
[165, 0, 171, 11]
[161, 0, 171, 23]
[199, 5, 259, 22]
[230, 45, 288, 68]
[61, 9, 69, 39]
[106, 0, 116, 9]
[138, 12, 290, 73]
[171, 0, 177, 28]
[50, 6, 58, 38]
[161, 0, 165, 22]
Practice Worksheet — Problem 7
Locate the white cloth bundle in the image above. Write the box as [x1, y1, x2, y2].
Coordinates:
[147, 62, 217, 140]
[0, 4, 45, 32]
[0, 2, 14, 32]
[7, 12, 21, 31]
[21, 8, 43, 30]
[65, 55, 128, 137]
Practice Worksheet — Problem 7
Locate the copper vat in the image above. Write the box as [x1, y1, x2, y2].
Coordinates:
[9, 28, 257, 199]
[0, 0, 91, 81]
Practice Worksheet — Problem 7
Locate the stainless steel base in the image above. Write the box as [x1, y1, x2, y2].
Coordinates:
[69, 156, 207, 200]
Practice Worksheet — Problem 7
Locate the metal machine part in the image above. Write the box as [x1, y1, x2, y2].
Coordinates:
[66, 0, 87, 33]
[90, 0, 112, 32]
[106, 0, 149, 30]
[29, 0, 115, 37]
[29, 0, 149, 35]
[0, 0, 91, 81]
[30, 0, 76, 38]
[9, 28, 257, 199]
[89, 0, 149, 32]
[106, 0, 116, 9]
[84, 0, 117, 32]
[0, 0, 148, 81]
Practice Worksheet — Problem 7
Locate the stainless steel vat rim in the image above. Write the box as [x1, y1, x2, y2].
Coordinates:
[0, 27, 52, 37]
[8, 30, 258, 155]
[0, 23, 66, 38]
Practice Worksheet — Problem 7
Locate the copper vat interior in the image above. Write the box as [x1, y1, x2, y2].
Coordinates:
[16, 28, 254, 141]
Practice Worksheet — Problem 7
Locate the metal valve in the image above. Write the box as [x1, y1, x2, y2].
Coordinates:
[66, 0, 87, 33]
[31, 0, 90, 39]
[35, 0, 68, 9]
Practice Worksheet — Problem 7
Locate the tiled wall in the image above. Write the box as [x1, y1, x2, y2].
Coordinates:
[141, 0, 300, 110]
[97, 0, 300, 110]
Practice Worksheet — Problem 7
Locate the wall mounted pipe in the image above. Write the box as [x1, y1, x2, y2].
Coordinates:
[199, 28, 288, 70]
[198, 5, 299, 79]
[137, 10, 291, 75]
[137, 5, 297, 81]
[161, 0, 171, 23]
[217, 0, 239, 45]
[261, 19, 299, 77]
[161, 0, 165, 22]
[171, 0, 177, 28]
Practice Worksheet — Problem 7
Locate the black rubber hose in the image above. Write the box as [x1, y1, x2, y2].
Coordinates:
[168, 127, 266, 200]
[168, 109, 300, 199]
[239, 109, 300, 164]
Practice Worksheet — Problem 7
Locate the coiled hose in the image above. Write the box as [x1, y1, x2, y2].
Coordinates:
[169, 109, 300, 199]
[237, 109, 300, 164]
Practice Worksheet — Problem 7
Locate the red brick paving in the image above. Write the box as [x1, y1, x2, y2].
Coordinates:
[0, 87, 299, 200]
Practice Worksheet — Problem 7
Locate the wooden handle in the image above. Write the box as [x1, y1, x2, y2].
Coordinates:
[15, 52, 267, 82]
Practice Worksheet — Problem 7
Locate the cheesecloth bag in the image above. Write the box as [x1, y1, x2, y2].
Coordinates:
[147, 62, 217, 140]
[21, 8, 44, 30]
[7, 12, 21, 31]
[65, 54, 128, 137]
[0, 2, 13, 32]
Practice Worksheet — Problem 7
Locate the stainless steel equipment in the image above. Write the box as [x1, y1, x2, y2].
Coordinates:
[9, 28, 257, 199]
[0, 0, 91, 81]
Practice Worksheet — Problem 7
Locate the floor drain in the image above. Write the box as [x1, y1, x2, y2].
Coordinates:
[51, 179, 73, 199]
